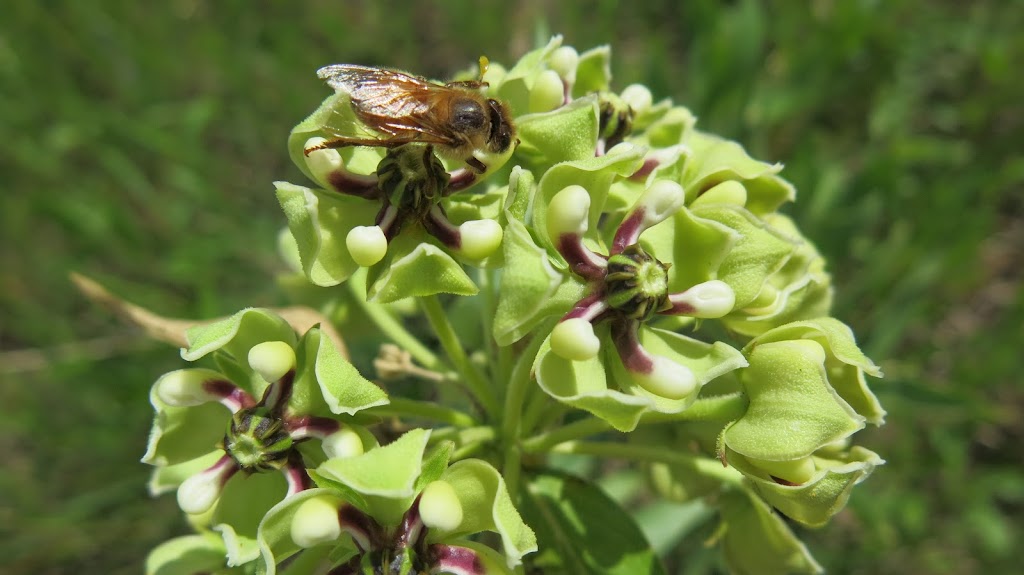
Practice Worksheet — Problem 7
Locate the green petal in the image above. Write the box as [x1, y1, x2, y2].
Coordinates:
[746, 318, 885, 424]
[212, 471, 289, 566]
[275, 182, 380, 287]
[734, 446, 885, 527]
[365, 227, 478, 303]
[725, 340, 864, 461]
[290, 326, 388, 416]
[608, 326, 748, 414]
[493, 219, 585, 346]
[257, 489, 356, 575]
[439, 459, 538, 568]
[572, 45, 612, 97]
[639, 205, 739, 294]
[718, 488, 823, 574]
[532, 144, 646, 251]
[515, 96, 600, 171]
[182, 308, 297, 365]
[691, 205, 796, 308]
[143, 375, 230, 467]
[495, 36, 564, 117]
[501, 166, 535, 225]
[315, 428, 431, 527]
[681, 130, 795, 213]
[534, 332, 649, 432]
[145, 534, 227, 575]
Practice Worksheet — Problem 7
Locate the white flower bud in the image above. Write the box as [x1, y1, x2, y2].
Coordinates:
[247, 341, 296, 383]
[547, 185, 591, 240]
[530, 70, 565, 113]
[346, 225, 388, 267]
[304, 137, 344, 185]
[550, 318, 601, 361]
[458, 219, 504, 260]
[633, 356, 697, 400]
[673, 280, 736, 318]
[548, 46, 579, 84]
[620, 84, 653, 114]
[177, 466, 230, 515]
[291, 497, 343, 548]
[419, 480, 463, 533]
[637, 180, 686, 228]
[155, 369, 224, 407]
[321, 428, 365, 460]
[691, 180, 747, 207]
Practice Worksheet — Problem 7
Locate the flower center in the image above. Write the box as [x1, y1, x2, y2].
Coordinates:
[375, 144, 451, 218]
[224, 409, 293, 473]
[603, 244, 670, 321]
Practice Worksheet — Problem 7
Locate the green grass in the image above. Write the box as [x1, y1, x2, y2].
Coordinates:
[2, 1, 1021, 573]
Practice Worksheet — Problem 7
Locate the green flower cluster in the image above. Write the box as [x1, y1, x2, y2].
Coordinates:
[143, 36, 884, 575]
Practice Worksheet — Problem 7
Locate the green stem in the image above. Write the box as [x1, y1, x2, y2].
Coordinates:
[500, 320, 554, 499]
[367, 398, 477, 428]
[419, 295, 499, 418]
[641, 392, 749, 424]
[347, 279, 444, 372]
[550, 441, 744, 485]
[521, 416, 613, 453]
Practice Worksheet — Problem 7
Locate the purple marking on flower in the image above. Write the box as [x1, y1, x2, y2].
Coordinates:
[203, 379, 256, 411]
[771, 475, 802, 487]
[447, 168, 478, 193]
[629, 157, 660, 182]
[325, 169, 381, 199]
[374, 203, 404, 241]
[423, 205, 462, 249]
[611, 208, 646, 255]
[428, 544, 486, 575]
[610, 320, 654, 374]
[561, 292, 608, 322]
[662, 293, 697, 316]
[204, 453, 242, 486]
[282, 462, 311, 496]
[259, 370, 296, 411]
[285, 416, 342, 440]
[395, 495, 426, 551]
[338, 504, 383, 553]
[556, 234, 607, 280]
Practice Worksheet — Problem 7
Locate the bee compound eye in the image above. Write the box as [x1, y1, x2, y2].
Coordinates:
[450, 99, 486, 130]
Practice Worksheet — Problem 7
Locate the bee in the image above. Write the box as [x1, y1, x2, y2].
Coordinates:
[304, 58, 516, 175]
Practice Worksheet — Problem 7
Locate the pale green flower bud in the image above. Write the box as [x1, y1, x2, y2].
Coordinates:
[547, 185, 591, 239]
[458, 219, 504, 260]
[550, 318, 601, 361]
[418, 480, 464, 533]
[247, 341, 296, 384]
[290, 496, 343, 548]
[346, 225, 388, 267]
[322, 428, 365, 460]
[530, 69, 565, 113]
[155, 369, 226, 407]
[633, 355, 697, 400]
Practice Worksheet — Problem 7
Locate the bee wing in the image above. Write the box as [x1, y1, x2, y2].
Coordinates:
[316, 65, 454, 142]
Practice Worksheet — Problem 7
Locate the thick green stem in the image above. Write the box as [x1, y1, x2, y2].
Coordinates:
[550, 441, 744, 486]
[500, 321, 554, 499]
[521, 416, 613, 453]
[347, 279, 444, 372]
[419, 295, 499, 418]
[367, 398, 477, 427]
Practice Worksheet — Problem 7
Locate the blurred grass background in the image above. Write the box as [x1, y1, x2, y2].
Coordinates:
[1, 0, 1021, 573]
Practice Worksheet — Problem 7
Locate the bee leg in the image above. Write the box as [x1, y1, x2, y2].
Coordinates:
[445, 80, 489, 90]
[303, 136, 421, 156]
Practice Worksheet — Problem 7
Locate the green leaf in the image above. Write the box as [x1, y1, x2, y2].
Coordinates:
[519, 472, 667, 575]
[725, 340, 864, 461]
[493, 219, 585, 346]
[438, 459, 537, 569]
[315, 428, 431, 527]
[275, 182, 380, 287]
[145, 534, 227, 575]
[292, 326, 388, 416]
[718, 488, 822, 575]
[365, 227, 478, 303]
